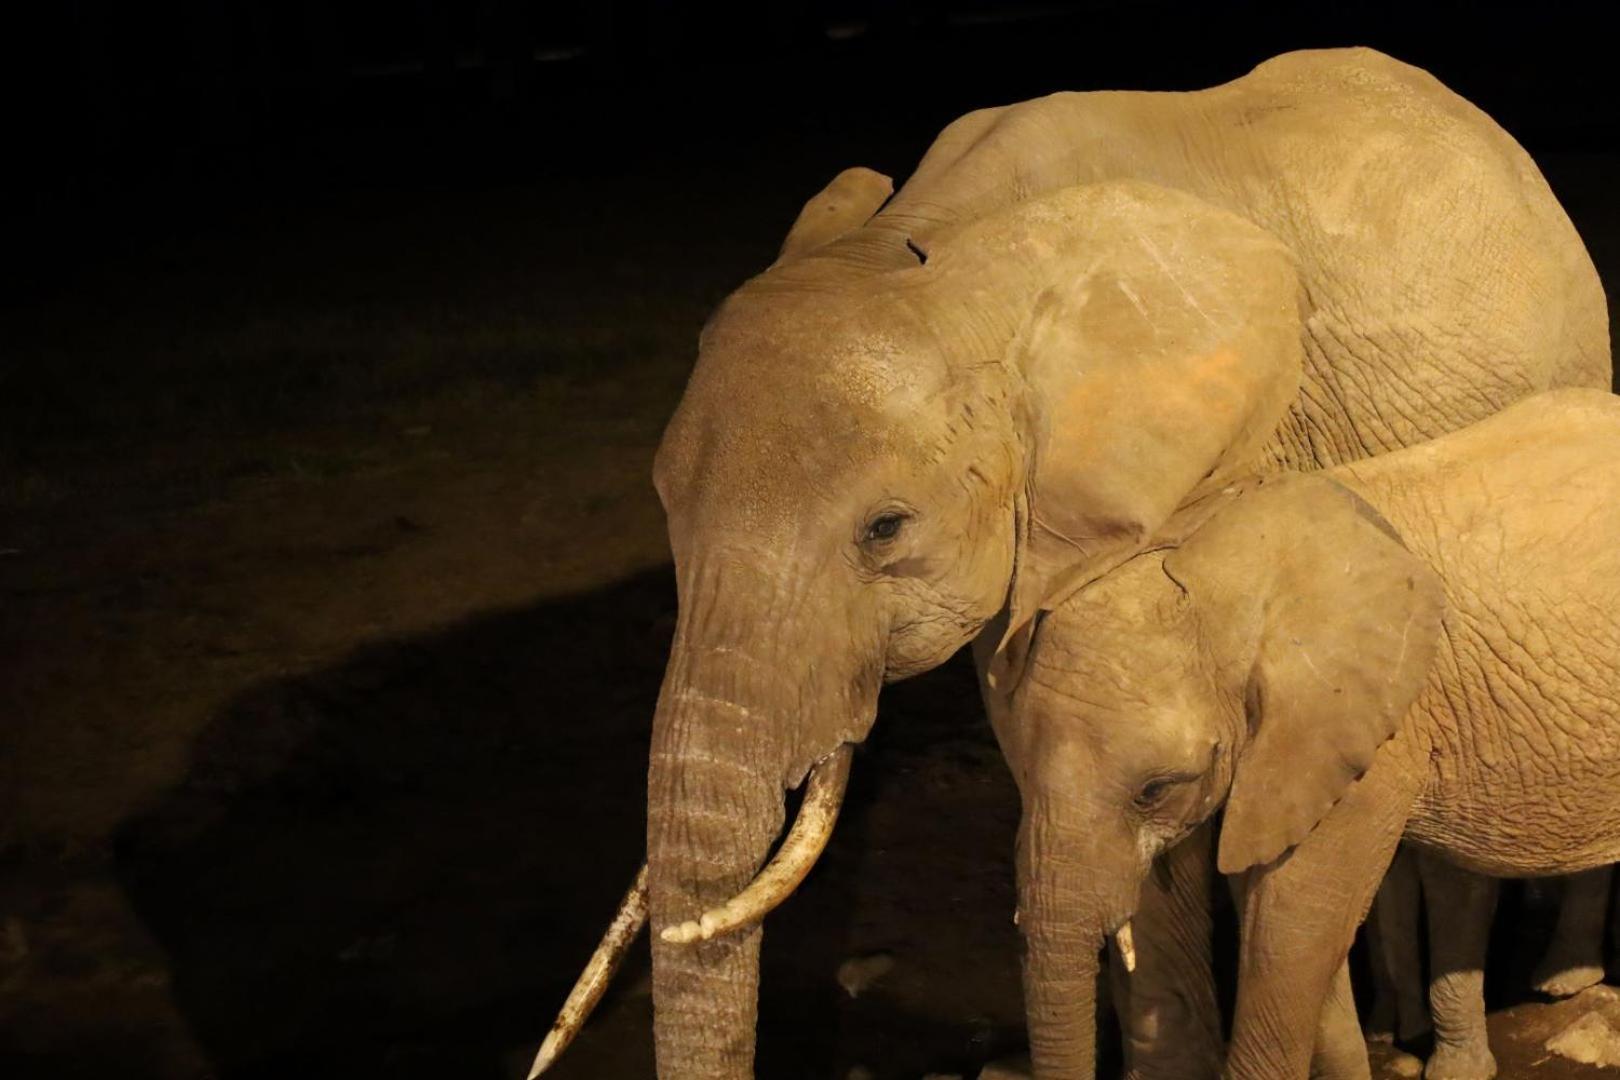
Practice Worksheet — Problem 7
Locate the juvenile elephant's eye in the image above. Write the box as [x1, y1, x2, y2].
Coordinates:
[863, 512, 907, 544]
[1134, 778, 1175, 810]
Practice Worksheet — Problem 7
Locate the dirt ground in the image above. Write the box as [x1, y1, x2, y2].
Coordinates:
[4, 136, 1620, 1078]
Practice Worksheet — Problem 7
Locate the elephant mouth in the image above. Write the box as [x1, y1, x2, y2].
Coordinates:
[528, 742, 855, 1076]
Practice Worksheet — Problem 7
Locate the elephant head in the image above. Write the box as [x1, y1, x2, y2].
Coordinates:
[997, 474, 1445, 1077]
[539, 169, 1304, 1077]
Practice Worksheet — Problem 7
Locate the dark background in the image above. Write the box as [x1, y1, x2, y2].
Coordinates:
[11, 1, 1620, 279]
[3, 3, 1618, 1079]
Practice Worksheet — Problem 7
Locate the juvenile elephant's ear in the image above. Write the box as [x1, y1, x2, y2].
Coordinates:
[775, 167, 894, 263]
[1162, 475, 1446, 876]
[926, 181, 1304, 690]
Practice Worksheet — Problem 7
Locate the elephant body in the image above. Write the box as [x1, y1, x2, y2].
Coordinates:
[1000, 389, 1620, 1079]
[544, 48, 1610, 1080]
[1339, 393, 1620, 877]
[882, 45, 1608, 469]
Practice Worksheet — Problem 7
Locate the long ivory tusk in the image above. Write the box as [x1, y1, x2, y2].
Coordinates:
[528, 864, 649, 1078]
[660, 743, 854, 945]
[1116, 920, 1137, 974]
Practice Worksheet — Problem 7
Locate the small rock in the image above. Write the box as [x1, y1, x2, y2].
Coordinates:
[0, 918, 28, 965]
[1577, 983, 1620, 1007]
[128, 969, 171, 990]
[1546, 1010, 1620, 1067]
[978, 1056, 1033, 1080]
[836, 950, 896, 998]
[845, 1067, 875, 1080]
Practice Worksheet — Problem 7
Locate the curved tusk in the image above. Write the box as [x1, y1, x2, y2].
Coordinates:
[1115, 920, 1136, 974]
[528, 864, 649, 1078]
[660, 743, 854, 945]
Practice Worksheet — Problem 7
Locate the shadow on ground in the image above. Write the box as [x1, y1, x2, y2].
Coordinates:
[111, 566, 1026, 1079]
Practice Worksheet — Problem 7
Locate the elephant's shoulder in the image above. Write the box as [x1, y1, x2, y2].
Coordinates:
[1235, 47, 1447, 101]
[1227, 48, 1498, 147]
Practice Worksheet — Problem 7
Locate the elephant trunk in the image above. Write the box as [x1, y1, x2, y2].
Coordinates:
[1021, 897, 1104, 1078]
[644, 627, 798, 1079]
[533, 749, 850, 1075]
[1017, 810, 1138, 1080]
[661, 744, 851, 944]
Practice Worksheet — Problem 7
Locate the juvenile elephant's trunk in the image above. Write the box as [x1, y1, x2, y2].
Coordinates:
[1024, 918, 1103, 1079]
[1018, 811, 1137, 1079]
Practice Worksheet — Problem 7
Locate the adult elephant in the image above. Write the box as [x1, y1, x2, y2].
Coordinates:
[537, 47, 1609, 1079]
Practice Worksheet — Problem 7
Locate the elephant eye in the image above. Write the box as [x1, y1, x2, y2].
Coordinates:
[1134, 777, 1175, 810]
[863, 512, 908, 544]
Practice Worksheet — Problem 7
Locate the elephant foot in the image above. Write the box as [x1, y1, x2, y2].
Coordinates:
[1423, 1039, 1496, 1080]
[1532, 958, 1606, 998]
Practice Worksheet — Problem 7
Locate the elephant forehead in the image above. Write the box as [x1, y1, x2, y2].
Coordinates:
[1060, 554, 1184, 631]
[659, 317, 959, 527]
[1032, 557, 1197, 684]
[658, 385, 943, 537]
[698, 286, 948, 406]
[813, 327, 948, 410]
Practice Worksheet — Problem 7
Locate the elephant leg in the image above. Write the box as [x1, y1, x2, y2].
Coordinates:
[1225, 750, 1418, 1080]
[1416, 854, 1498, 1080]
[1118, 822, 1224, 1080]
[1362, 905, 1396, 1044]
[1309, 959, 1371, 1080]
[1364, 846, 1430, 1045]
[1532, 866, 1612, 997]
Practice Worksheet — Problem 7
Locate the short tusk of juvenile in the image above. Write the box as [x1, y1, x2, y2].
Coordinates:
[529, 864, 649, 1078]
[660, 743, 854, 945]
[1116, 920, 1137, 974]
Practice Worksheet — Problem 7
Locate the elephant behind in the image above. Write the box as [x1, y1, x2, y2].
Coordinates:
[540, 47, 1610, 1079]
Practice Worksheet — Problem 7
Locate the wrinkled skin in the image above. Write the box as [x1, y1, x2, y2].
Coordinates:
[1366, 852, 1616, 1080]
[996, 391, 1620, 1079]
[638, 46, 1609, 1078]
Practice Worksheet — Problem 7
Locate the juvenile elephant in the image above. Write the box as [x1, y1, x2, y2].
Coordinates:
[996, 389, 1620, 1079]
[537, 48, 1608, 1079]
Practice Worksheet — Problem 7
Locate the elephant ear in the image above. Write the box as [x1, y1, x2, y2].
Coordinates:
[929, 182, 1304, 691]
[1162, 475, 1446, 876]
[775, 167, 894, 263]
